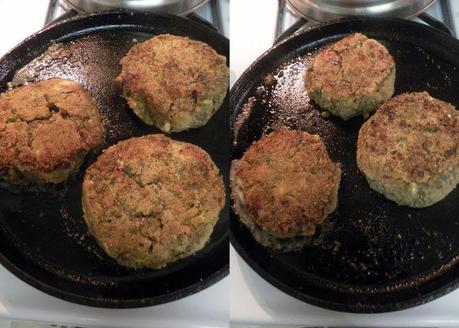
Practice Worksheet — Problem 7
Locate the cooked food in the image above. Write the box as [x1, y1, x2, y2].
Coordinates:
[0, 79, 104, 185]
[357, 92, 459, 208]
[305, 33, 395, 120]
[116, 34, 229, 133]
[231, 129, 341, 252]
[82, 134, 225, 269]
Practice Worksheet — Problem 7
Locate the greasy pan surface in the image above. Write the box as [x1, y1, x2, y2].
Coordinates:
[0, 11, 229, 308]
[230, 18, 459, 313]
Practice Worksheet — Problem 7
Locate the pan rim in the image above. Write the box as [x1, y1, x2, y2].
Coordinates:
[230, 16, 459, 313]
[230, 232, 459, 313]
[0, 246, 229, 308]
[0, 10, 229, 308]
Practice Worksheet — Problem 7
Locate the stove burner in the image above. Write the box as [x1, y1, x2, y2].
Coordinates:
[275, 0, 456, 44]
[45, 0, 223, 34]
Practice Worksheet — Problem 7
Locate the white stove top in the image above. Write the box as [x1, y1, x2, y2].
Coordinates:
[230, 0, 459, 325]
[0, 264, 228, 328]
[0, 1, 229, 327]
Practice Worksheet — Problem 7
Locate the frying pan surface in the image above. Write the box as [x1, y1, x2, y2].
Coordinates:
[230, 18, 459, 313]
[0, 11, 229, 308]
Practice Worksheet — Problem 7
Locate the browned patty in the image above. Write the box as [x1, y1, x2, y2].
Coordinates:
[116, 34, 229, 133]
[0, 79, 104, 184]
[231, 129, 341, 250]
[357, 92, 459, 207]
[82, 134, 225, 269]
[305, 33, 395, 120]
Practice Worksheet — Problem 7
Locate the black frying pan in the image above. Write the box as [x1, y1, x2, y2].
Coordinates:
[230, 18, 459, 313]
[0, 11, 229, 308]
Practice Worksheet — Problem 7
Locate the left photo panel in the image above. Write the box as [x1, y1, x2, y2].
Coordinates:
[0, 1, 229, 327]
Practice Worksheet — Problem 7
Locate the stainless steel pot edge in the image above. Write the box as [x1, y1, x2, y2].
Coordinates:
[63, 0, 209, 16]
[286, 0, 436, 21]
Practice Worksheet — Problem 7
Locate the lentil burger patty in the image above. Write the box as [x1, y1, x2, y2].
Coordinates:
[357, 92, 459, 208]
[116, 34, 229, 133]
[82, 134, 225, 269]
[231, 129, 341, 252]
[305, 33, 395, 120]
[0, 79, 104, 185]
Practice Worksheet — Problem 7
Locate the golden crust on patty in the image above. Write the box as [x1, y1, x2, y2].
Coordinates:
[116, 34, 229, 133]
[0, 79, 104, 184]
[357, 92, 459, 207]
[82, 134, 225, 269]
[305, 33, 395, 120]
[231, 129, 341, 242]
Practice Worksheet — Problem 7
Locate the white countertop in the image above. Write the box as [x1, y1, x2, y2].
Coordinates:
[229, 0, 459, 325]
[0, 1, 228, 327]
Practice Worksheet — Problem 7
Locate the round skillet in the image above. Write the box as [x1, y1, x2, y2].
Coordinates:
[0, 11, 229, 308]
[230, 18, 459, 313]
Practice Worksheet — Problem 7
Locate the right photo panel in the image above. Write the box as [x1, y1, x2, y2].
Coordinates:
[230, 0, 459, 326]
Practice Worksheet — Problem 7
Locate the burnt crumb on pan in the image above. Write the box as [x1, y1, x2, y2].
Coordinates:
[264, 73, 274, 86]
[255, 86, 265, 95]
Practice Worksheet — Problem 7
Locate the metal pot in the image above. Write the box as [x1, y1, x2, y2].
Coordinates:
[287, 0, 436, 21]
[63, 0, 209, 15]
